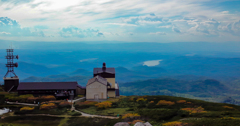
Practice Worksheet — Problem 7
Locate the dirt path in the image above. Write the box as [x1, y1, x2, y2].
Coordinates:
[6, 98, 119, 119]
[68, 97, 85, 103]
[6, 101, 38, 106]
[69, 100, 119, 119]
[74, 109, 119, 119]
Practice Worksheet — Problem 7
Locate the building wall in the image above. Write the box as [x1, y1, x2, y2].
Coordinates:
[76, 87, 86, 95]
[107, 90, 116, 98]
[4, 78, 19, 92]
[86, 81, 107, 100]
[105, 78, 115, 88]
[18, 89, 75, 96]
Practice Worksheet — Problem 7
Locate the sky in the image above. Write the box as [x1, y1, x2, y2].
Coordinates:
[0, 0, 240, 42]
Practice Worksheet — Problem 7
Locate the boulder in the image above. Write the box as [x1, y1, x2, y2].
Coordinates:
[144, 122, 152, 126]
[114, 122, 130, 126]
[134, 122, 145, 126]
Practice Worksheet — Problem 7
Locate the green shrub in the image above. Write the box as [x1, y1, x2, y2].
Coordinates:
[68, 111, 82, 116]
[138, 108, 178, 121]
[77, 95, 84, 98]
[58, 101, 71, 108]
[14, 108, 68, 115]
[75, 101, 98, 109]
[184, 118, 240, 126]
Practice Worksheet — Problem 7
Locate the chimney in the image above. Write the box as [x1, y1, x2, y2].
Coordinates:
[102, 62, 106, 71]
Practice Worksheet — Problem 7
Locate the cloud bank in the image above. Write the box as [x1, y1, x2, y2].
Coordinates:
[0, 0, 239, 42]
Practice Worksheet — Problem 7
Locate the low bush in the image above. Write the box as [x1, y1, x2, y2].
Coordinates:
[40, 103, 57, 110]
[130, 120, 144, 125]
[162, 121, 186, 126]
[157, 100, 175, 106]
[122, 113, 140, 119]
[95, 101, 112, 109]
[20, 106, 34, 111]
[58, 101, 71, 108]
[184, 118, 240, 126]
[181, 106, 207, 114]
[39, 95, 56, 102]
[15, 108, 68, 115]
[138, 108, 178, 121]
[136, 97, 147, 102]
[177, 100, 187, 104]
[77, 95, 84, 98]
[27, 97, 39, 103]
[75, 101, 98, 109]
[223, 105, 234, 109]
[68, 111, 82, 116]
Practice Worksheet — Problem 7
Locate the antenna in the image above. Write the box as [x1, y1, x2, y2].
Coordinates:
[4, 46, 19, 78]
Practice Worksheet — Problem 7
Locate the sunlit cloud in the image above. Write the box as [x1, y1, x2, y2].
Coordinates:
[0, 0, 239, 42]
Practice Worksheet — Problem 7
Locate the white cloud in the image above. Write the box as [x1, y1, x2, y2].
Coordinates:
[0, 17, 45, 37]
[158, 25, 172, 28]
[0, 32, 11, 35]
[59, 26, 104, 38]
[149, 32, 166, 35]
[221, 11, 229, 14]
[105, 23, 137, 27]
[0, 0, 239, 42]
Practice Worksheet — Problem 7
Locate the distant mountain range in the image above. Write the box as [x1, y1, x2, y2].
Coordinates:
[1, 44, 240, 103]
[1, 41, 240, 54]
[119, 77, 240, 104]
[22, 75, 91, 87]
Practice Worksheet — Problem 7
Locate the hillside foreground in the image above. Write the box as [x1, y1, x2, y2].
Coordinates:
[1, 89, 240, 126]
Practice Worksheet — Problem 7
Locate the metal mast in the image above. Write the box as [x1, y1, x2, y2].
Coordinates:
[4, 48, 18, 78]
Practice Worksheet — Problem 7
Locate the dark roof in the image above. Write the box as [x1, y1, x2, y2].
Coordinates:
[87, 75, 107, 86]
[93, 68, 115, 74]
[17, 82, 78, 90]
[77, 85, 86, 89]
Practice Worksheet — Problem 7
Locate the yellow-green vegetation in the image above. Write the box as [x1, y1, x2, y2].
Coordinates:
[77, 95, 84, 98]
[59, 101, 72, 107]
[136, 97, 147, 102]
[95, 101, 112, 109]
[128, 120, 144, 125]
[40, 95, 56, 101]
[80, 106, 132, 116]
[0, 116, 64, 126]
[77, 95, 240, 126]
[40, 103, 57, 110]
[4, 94, 56, 103]
[223, 105, 234, 109]
[181, 106, 207, 114]
[2, 94, 240, 126]
[156, 100, 175, 105]
[177, 100, 186, 104]
[106, 98, 120, 102]
[58, 117, 69, 126]
[67, 111, 82, 116]
[20, 107, 34, 111]
[122, 113, 140, 119]
[162, 121, 186, 126]
[74, 101, 98, 109]
[0, 92, 9, 95]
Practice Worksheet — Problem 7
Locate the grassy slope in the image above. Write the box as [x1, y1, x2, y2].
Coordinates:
[77, 96, 240, 126]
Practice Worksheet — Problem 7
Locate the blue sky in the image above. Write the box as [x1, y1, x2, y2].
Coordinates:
[0, 0, 240, 42]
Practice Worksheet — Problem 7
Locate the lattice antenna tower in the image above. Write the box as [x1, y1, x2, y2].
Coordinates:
[4, 45, 19, 78]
